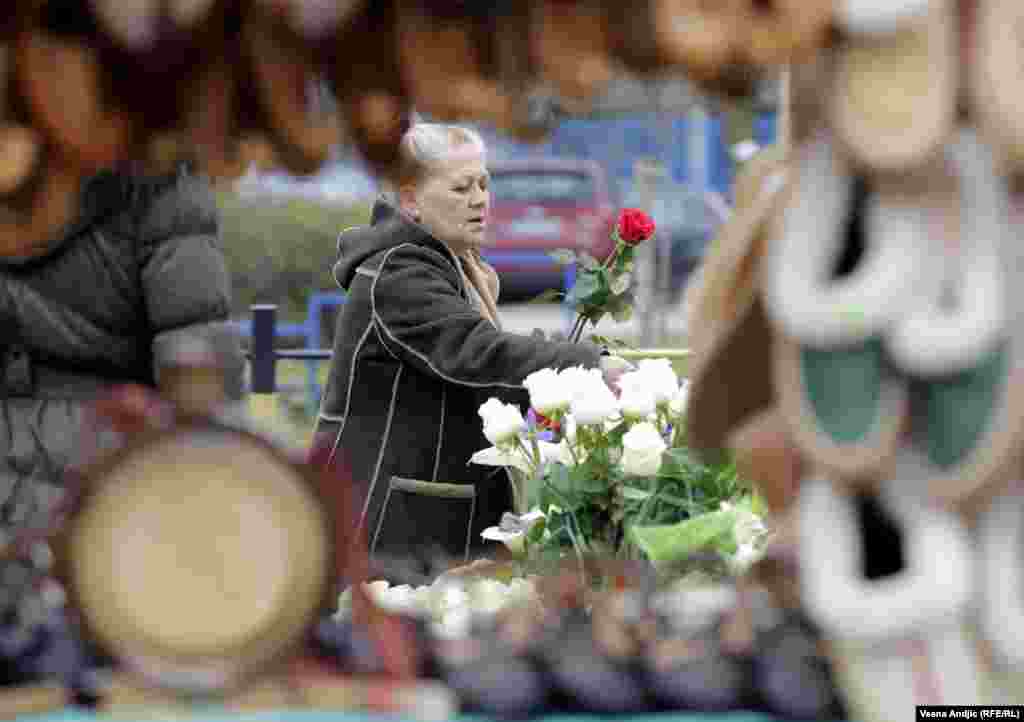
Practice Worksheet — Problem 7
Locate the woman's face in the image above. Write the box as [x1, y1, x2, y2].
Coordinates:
[404, 151, 490, 252]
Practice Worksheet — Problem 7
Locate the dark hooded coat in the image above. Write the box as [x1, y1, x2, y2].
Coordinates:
[312, 200, 602, 562]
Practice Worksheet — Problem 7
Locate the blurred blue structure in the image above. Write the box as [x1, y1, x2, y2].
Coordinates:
[481, 109, 777, 200]
[233, 292, 346, 418]
[234, 255, 576, 417]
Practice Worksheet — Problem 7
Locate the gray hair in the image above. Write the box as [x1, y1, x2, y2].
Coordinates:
[378, 123, 487, 203]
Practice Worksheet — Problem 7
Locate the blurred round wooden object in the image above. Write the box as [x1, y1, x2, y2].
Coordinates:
[65, 422, 334, 695]
[0, 125, 42, 197]
[91, 0, 217, 49]
[256, 0, 366, 40]
[91, 0, 157, 50]
[15, 29, 134, 173]
[329, 1, 412, 181]
[395, 3, 513, 125]
[649, 0, 742, 83]
[607, 0, 677, 75]
[738, 0, 834, 66]
[533, 0, 614, 106]
[242, 8, 339, 176]
[830, 0, 957, 172]
[971, 0, 1024, 171]
[182, 54, 250, 181]
[484, 4, 562, 143]
[0, 149, 81, 260]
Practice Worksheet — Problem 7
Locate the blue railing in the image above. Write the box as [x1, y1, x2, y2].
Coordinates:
[235, 252, 578, 415]
[243, 303, 692, 402]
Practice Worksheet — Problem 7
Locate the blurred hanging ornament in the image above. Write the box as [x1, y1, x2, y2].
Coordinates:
[255, 0, 366, 40]
[532, 0, 614, 106]
[737, 0, 834, 66]
[395, 2, 513, 125]
[0, 149, 81, 260]
[829, 0, 958, 173]
[327, 0, 412, 181]
[242, 6, 339, 176]
[15, 28, 134, 173]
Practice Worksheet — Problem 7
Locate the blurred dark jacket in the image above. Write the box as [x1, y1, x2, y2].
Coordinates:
[312, 199, 601, 563]
[0, 166, 245, 533]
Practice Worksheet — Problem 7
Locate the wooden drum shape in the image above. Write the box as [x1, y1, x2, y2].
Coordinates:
[63, 422, 335, 695]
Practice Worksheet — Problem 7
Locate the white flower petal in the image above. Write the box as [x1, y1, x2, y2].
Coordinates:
[621, 421, 668, 476]
[470, 446, 533, 473]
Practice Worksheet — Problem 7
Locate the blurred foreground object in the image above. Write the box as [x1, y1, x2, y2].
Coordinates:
[0, 0, 842, 252]
[685, 5, 1024, 720]
[63, 419, 335, 695]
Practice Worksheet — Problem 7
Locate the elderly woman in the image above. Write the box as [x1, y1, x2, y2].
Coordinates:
[313, 123, 617, 562]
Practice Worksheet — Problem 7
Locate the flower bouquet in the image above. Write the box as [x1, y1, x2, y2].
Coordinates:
[472, 358, 769, 582]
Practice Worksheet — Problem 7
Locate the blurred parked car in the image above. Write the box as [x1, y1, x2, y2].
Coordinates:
[483, 158, 617, 299]
[623, 183, 730, 302]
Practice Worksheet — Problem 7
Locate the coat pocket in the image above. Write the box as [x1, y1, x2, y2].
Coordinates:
[369, 476, 477, 563]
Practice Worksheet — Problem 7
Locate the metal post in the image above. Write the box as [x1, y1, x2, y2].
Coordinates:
[305, 294, 322, 418]
[250, 304, 277, 394]
[633, 159, 664, 347]
[563, 261, 577, 338]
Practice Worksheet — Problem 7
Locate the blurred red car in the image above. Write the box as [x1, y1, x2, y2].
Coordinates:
[482, 158, 617, 299]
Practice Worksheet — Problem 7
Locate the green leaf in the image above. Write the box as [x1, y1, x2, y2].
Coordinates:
[549, 249, 577, 265]
[527, 288, 564, 304]
[570, 463, 609, 494]
[566, 271, 599, 306]
[610, 273, 632, 295]
[611, 304, 634, 322]
[629, 509, 739, 566]
[526, 517, 547, 545]
[544, 464, 585, 511]
[622, 486, 653, 501]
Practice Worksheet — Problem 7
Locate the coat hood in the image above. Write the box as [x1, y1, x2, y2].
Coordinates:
[333, 197, 451, 291]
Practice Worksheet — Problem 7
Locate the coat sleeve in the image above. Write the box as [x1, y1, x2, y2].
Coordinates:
[371, 245, 603, 389]
[135, 169, 247, 403]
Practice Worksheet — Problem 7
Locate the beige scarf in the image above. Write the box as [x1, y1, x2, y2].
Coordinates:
[455, 247, 502, 330]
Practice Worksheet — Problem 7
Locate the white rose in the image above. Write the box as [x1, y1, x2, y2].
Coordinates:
[538, 440, 569, 465]
[433, 606, 472, 639]
[478, 397, 526, 447]
[734, 510, 768, 547]
[569, 369, 619, 425]
[557, 366, 594, 398]
[377, 584, 417, 614]
[620, 422, 668, 477]
[563, 415, 578, 443]
[470, 579, 510, 616]
[523, 368, 569, 415]
[669, 380, 690, 417]
[730, 542, 764, 574]
[633, 358, 680, 405]
[617, 375, 658, 420]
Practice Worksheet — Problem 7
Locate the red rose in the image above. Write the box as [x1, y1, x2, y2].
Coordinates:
[616, 208, 656, 246]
